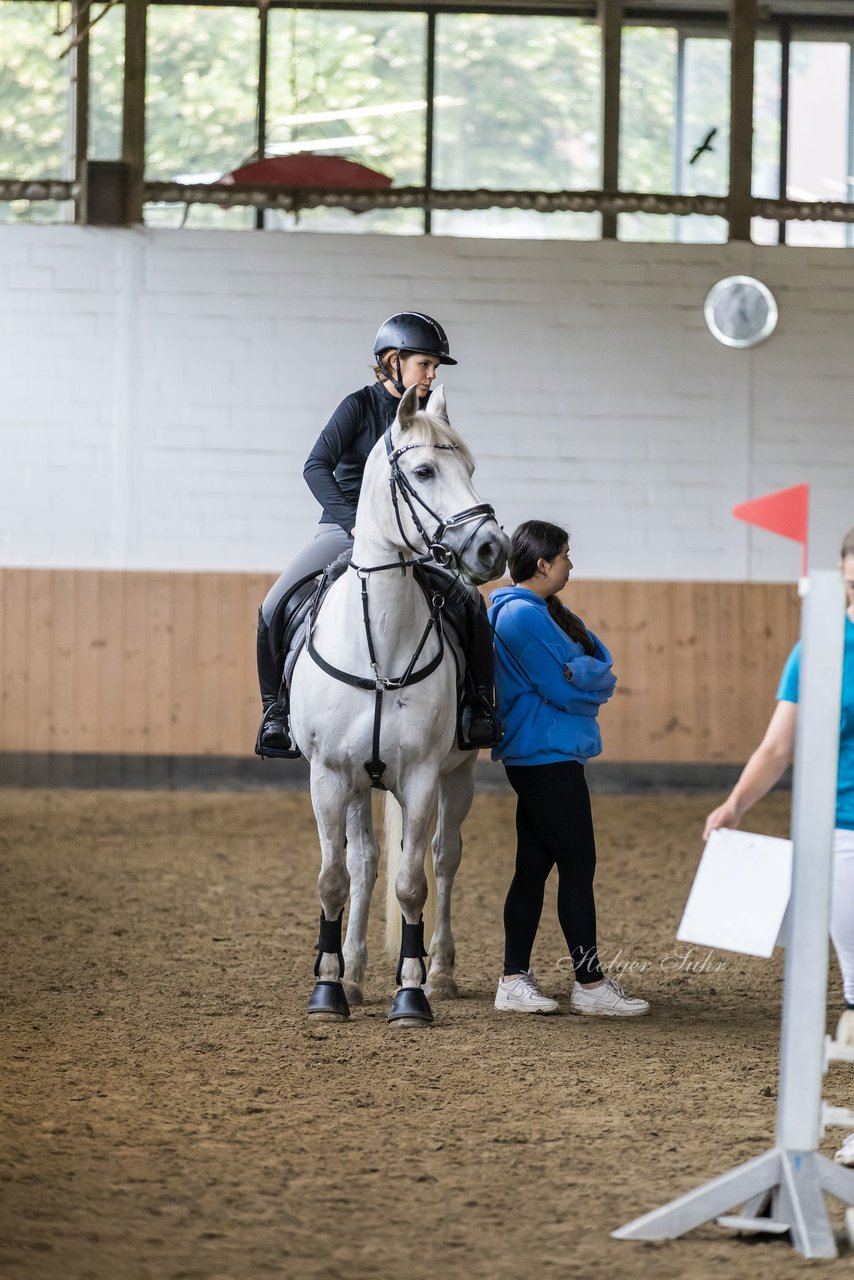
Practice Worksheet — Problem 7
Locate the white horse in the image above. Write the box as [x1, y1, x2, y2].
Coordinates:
[289, 384, 509, 1026]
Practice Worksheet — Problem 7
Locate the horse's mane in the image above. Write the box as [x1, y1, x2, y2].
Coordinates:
[406, 409, 475, 474]
[358, 402, 476, 527]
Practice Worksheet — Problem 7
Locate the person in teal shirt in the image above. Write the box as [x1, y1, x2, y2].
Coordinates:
[704, 525, 854, 1163]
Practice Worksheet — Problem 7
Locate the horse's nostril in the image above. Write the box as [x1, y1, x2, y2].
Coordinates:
[479, 540, 496, 563]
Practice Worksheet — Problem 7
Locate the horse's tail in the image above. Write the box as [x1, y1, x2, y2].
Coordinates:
[383, 791, 436, 959]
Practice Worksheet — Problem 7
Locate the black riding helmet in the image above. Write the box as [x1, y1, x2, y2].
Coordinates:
[374, 312, 456, 396]
[374, 311, 456, 366]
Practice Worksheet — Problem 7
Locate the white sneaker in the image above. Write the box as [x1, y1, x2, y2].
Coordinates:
[836, 1132, 854, 1166]
[570, 976, 650, 1018]
[495, 970, 560, 1015]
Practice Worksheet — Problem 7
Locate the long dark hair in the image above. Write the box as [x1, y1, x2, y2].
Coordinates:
[508, 520, 594, 655]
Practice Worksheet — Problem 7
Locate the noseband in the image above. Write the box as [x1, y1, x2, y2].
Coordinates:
[384, 429, 496, 569]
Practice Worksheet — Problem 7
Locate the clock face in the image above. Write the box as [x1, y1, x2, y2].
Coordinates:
[704, 276, 778, 349]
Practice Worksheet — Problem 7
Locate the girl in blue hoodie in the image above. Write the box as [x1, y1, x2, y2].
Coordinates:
[489, 520, 650, 1018]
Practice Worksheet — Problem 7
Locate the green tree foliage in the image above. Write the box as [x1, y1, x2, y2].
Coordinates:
[1, 3, 825, 243]
[621, 26, 676, 195]
[753, 38, 782, 198]
[146, 5, 258, 179]
[435, 14, 601, 191]
[266, 8, 427, 186]
[88, 1, 124, 162]
[0, 1, 69, 179]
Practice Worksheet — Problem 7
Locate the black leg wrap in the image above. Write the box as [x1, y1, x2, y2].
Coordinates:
[388, 986, 434, 1024]
[313, 910, 345, 979]
[308, 982, 351, 1019]
[395, 915, 428, 987]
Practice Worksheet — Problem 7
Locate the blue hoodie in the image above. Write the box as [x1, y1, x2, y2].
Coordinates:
[488, 586, 617, 767]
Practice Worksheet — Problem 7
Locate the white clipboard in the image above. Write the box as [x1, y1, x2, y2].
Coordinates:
[677, 828, 793, 958]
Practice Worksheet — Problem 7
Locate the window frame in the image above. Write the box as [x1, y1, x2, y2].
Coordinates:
[1, 0, 853, 245]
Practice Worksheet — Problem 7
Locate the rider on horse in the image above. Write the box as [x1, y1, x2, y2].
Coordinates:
[255, 311, 503, 759]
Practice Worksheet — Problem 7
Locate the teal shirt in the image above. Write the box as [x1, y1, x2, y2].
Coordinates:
[776, 614, 854, 831]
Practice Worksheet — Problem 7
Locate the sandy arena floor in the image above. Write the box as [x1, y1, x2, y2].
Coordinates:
[1, 786, 852, 1280]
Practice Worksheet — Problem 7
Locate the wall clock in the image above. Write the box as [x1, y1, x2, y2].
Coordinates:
[703, 275, 778, 349]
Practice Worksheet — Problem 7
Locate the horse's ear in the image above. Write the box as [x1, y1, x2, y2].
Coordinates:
[396, 384, 420, 432]
[428, 383, 449, 424]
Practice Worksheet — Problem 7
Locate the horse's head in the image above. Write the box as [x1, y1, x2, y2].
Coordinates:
[372, 384, 509, 584]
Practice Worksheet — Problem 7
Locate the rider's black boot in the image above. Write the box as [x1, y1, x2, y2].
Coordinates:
[463, 682, 503, 750]
[418, 564, 502, 750]
[255, 611, 300, 759]
[459, 596, 503, 750]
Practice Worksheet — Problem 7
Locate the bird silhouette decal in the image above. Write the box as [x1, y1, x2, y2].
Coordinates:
[689, 127, 718, 165]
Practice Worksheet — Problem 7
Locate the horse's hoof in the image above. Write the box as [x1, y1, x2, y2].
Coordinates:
[388, 986, 433, 1025]
[426, 974, 458, 1000]
[342, 981, 364, 1007]
[308, 981, 350, 1021]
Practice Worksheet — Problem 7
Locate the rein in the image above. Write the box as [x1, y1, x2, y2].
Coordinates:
[306, 426, 492, 789]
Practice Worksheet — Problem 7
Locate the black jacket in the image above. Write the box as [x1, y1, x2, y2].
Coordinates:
[303, 381, 427, 534]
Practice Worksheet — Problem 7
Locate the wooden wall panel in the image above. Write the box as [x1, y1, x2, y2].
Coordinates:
[0, 569, 800, 764]
[28, 569, 53, 753]
[2, 571, 30, 746]
[73, 571, 101, 752]
[121, 572, 149, 755]
[567, 579, 800, 762]
[170, 574, 198, 756]
[147, 575, 175, 754]
[53, 572, 78, 753]
[196, 574, 223, 756]
[98, 571, 126, 750]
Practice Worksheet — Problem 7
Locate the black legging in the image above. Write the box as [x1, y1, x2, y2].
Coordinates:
[503, 761, 604, 984]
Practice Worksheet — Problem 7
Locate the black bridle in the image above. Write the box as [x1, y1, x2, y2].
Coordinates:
[383, 428, 497, 569]
[306, 427, 498, 788]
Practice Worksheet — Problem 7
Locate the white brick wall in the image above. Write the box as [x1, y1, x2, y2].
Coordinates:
[1, 225, 852, 580]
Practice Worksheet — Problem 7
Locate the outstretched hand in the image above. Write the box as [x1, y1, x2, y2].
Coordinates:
[702, 798, 741, 842]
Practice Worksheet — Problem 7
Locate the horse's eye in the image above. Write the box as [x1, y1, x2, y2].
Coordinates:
[413, 466, 434, 481]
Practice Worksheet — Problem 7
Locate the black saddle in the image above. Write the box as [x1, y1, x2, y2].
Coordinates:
[268, 551, 352, 669]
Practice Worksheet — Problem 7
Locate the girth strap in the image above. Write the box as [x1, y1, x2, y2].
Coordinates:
[365, 686, 387, 789]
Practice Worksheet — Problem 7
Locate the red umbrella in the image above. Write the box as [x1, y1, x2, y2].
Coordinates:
[222, 155, 392, 190]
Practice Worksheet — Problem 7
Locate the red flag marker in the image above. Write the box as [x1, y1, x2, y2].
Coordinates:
[733, 483, 809, 574]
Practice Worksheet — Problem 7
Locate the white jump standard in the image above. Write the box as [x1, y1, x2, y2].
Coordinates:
[614, 570, 854, 1259]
